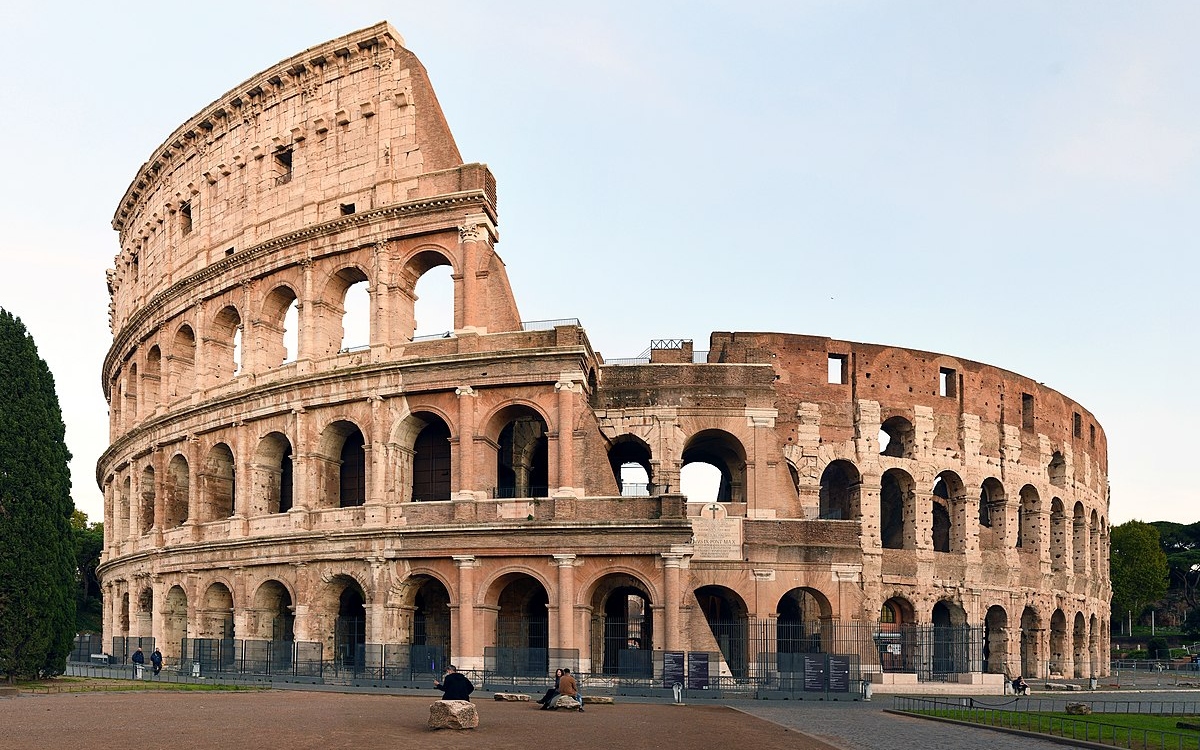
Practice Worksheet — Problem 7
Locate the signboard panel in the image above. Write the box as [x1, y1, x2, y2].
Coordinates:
[662, 651, 685, 689]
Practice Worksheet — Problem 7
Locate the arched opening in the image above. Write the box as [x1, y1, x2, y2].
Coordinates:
[693, 585, 749, 678]
[200, 443, 235, 522]
[208, 305, 243, 381]
[880, 469, 913, 549]
[491, 407, 549, 499]
[979, 477, 1005, 549]
[144, 345, 161, 409]
[1072, 502, 1088, 576]
[118, 476, 130, 543]
[590, 574, 654, 676]
[1073, 611, 1087, 678]
[931, 600, 970, 677]
[1090, 509, 1101, 578]
[165, 454, 189, 528]
[878, 596, 915, 672]
[260, 285, 300, 367]
[1049, 609, 1068, 676]
[1050, 498, 1068, 572]
[493, 574, 550, 676]
[251, 580, 294, 672]
[413, 264, 455, 338]
[339, 271, 371, 351]
[252, 432, 293, 515]
[412, 416, 452, 501]
[819, 460, 860, 520]
[411, 577, 452, 675]
[139, 465, 155, 534]
[126, 362, 138, 421]
[1020, 606, 1041, 678]
[163, 585, 188, 664]
[171, 325, 196, 396]
[932, 477, 952, 552]
[317, 421, 367, 508]
[336, 584, 367, 669]
[932, 471, 966, 552]
[776, 588, 832, 669]
[681, 430, 747, 503]
[879, 415, 915, 458]
[1018, 485, 1040, 550]
[1048, 451, 1067, 487]
[608, 435, 653, 497]
[984, 605, 1009, 675]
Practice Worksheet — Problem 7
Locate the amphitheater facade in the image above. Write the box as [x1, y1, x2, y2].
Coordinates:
[97, 22, 1110, 691]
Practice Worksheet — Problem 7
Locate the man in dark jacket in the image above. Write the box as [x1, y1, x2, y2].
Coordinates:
[435, 665, 474, 700]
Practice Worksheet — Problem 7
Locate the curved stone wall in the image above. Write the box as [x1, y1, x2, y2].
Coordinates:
[97, 23, 1109, 688]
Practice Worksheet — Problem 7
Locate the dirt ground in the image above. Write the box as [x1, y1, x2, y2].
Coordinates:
[0, 689, 841, 750]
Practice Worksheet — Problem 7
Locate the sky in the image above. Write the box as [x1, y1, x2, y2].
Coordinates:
[0, 1, 1195, 527]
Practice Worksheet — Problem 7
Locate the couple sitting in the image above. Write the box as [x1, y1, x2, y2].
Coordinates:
[536, 667, 583, 711]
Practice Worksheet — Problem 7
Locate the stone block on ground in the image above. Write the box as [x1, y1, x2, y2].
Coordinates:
[550, 694, 581, 710]
[493, 692, 530, 701]
[1065, 702, 1092, 715]
[582, 696, 613, 705]
[428, 700, 479, 729]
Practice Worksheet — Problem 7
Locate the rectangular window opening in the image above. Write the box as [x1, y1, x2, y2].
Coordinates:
[1021, 393, 1035, 430]
[1089, 424, 1096, 448]
[939, 367, 957, 398]
[340, 203, 356, 215]
[274, 148, 293, 185]
[1073, 412, 1082, 438]
[225, 247, 235, 256]
[180, 201, 192, 235]
[827, 354, 848, 385]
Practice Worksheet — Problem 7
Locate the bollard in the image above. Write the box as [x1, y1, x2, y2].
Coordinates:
[672, 682, 683, 704]
[861, 680, 873, 701]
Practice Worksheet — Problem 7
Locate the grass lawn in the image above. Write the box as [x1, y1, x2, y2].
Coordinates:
[916, 707, 1200, 748]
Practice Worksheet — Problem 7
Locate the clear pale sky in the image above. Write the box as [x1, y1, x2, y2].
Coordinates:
[0, 2, 1195, 526]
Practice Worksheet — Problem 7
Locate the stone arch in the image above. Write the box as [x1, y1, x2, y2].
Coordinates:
[407, 575, 452, 674]
[931, 599, 970, 677]
[1072, 501, 1088, 576]
[486, 571, 551, 676]
[250, 579, 295, 642]
[776, 587, 834, 660]
[251, 431, 293, 516]
[143, 344, 161, 409]
[1048, 450, 1067, 487]
[199, 442, 236, 522]
[979, 477, 1005, 549]
[315, 419, 367, 508]
[1018, 484, 1040, 551]
[406, 248, 457, 339]
[165, 453, 189, 528]
[394, 410, 453, 502]
[317, 265, 371, 355]
[693, 584, 750, 678]
[207, 304, 243, 382]
[118, 475, 131, 543]
[162, 585, 188, 664]
[681, 429, 748, 503]
[138, 464, 155, 534]
[1089, 509, 1101, 579]
[312, 573, 369, 666]
[1020, 605, 1042, 678]
[880, 468, 915, 549]
[879, 415, 915, 458]
[931, 471, 966, 552]
[171, 324, 196, 396]
[984, 605, 1009, 675]
[878, 595, 915, 672]
[1050, 498, 1068, 571]
[608, 434, 654, 497]
[259, 284, 301, 367]
[483, 403, 551, 499]
[1073, 611, 1088, 678]
[200, 581, 235, 641]
[125, 361, 139, 422]
[819, 459, 861, 520]
[589, 572, 655, 676]
[1049, 608, 1068, 676]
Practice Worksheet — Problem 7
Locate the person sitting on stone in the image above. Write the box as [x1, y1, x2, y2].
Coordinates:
[1011, 675, 1029, 696]
[435, 665, 474, 701]
[555, 667, 582, 711]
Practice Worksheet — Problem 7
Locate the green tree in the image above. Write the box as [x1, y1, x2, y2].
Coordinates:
[0, 309, 76, 682]
[70, 510, 104, 633]
[1110, 519, 1169, 626]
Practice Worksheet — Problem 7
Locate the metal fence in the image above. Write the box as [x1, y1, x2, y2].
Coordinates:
[892, 696, 1200, 750]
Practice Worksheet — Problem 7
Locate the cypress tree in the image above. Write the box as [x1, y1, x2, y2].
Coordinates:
[0, 308, 76, 682]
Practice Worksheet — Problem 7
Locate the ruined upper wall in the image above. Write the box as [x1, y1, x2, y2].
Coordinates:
[107, 22, 471, 331]
[710, 331, 1107, 478]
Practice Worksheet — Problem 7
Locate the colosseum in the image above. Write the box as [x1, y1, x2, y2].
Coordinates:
[96, 21, 1110, 695]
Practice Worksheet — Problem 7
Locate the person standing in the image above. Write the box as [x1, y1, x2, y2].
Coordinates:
[435, 665, 475, 701]
[131, 647, 145, 679]
[150, 648, 163, 676]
